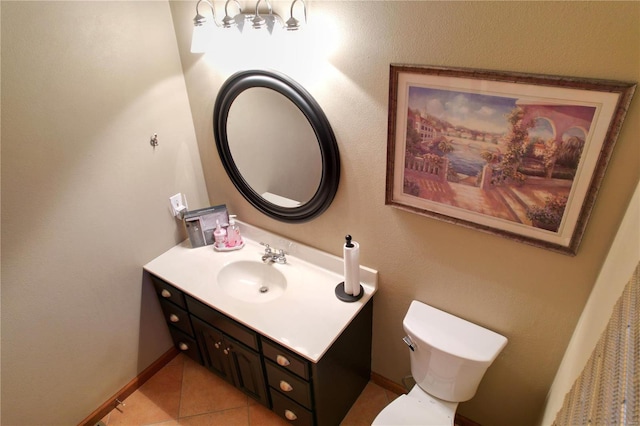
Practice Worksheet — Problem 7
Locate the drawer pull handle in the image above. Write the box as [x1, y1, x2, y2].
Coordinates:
[279, 380, 293, 392]
[276, 355, 290, 367]
[284, 409, 297, 421]
[161, 289, 172, 298]
[178, 342, 189, 351]
[169, 314, 180, 323]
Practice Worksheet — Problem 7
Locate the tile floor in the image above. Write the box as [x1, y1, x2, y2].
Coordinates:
[100, 354, 400, 426]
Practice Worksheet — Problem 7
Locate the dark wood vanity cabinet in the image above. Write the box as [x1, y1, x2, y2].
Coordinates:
[150, 273, 373, 426]
[152, 275, 268, 406]
[190, 315, 269, 407]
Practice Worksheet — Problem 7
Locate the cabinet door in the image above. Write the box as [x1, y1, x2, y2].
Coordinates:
[192, 317, 269, 407]
[192, 317, 234, 385]
[227, 335, 269, 407]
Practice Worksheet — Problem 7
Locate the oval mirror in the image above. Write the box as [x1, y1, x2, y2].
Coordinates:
[214, 70, 340, 222]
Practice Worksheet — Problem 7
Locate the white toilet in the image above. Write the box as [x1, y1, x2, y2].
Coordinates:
[372, 300, 508, 426]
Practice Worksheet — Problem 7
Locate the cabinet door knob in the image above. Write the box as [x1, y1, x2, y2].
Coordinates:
[169, 314, 180, 323]
[223, 347, 231, 355]
[214, 341, 222, 349]
[284, 410, 297, 421]
[279, 381, 293, 392]
[276, 355, 290, 366]
[178, 342, 189, 351]
[161, 289, 172, 298]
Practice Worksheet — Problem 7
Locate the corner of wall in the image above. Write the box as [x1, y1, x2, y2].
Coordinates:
[538, 180, 640, 425]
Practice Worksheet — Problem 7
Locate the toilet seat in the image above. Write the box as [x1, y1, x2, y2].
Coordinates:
[371, 386, 456, 426]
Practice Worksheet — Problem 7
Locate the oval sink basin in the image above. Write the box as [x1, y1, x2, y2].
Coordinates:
[217, 260, 287, 303]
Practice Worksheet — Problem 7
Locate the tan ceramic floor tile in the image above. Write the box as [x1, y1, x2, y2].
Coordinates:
[384, 388, 402, 402]
[150, 421, 180, 426]
[106, 361, 183, 425]
[177, 407, 249, 426]
[340, 381, 393, 426]
[165, 353, 186, 368]
[102, 352, 395, 426]
[248, 403, 291, 426]
[179, 356, 249, 418]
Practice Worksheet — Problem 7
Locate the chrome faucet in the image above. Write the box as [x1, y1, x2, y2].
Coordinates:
[260, 243, 287, 264]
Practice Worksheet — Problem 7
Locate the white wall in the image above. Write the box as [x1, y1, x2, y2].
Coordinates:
[1, 2, 209, 424]
[169, 2, 640, 425]
[540, 182, 640, 425]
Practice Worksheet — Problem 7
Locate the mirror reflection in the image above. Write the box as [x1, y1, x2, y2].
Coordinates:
[227, 87, 322, 207]
[214, 70, 340, 223]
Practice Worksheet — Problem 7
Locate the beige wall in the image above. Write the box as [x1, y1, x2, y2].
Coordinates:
[540, 182, 640, 424]
[1, 1, 638, 426]
[169, 2, 639, 425]
[1, 2, 209, 424]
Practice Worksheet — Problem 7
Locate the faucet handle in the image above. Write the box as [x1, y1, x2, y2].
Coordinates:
[260, 242, 272, 253]
[276, 249, 287, 264]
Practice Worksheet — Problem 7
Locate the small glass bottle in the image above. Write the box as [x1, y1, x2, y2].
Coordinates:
[213, 220, 227, 249]
[226, 215, 243, 248]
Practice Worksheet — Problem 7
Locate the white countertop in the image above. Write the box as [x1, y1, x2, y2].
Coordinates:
[144, 222, 378, 362]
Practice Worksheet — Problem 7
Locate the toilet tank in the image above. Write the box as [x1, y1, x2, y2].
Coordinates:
[403, 300, 507, 402]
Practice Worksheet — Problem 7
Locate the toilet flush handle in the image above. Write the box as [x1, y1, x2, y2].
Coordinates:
[403, 336, 415, 351]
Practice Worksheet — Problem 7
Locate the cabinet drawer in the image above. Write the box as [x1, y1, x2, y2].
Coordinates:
[266, 360, 312, 409]
[151, 275, 186, 309]
[185, 295, 258, 351]
[270, 389, 314, 426]
[169, 327, 201, 363]
[262, 340, 310, 380]
[159, 299, 193, 336]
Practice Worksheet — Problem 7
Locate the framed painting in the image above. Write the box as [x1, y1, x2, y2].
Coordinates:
[386, 65, 635, 255]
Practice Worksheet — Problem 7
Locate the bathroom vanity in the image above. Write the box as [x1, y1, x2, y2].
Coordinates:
[144, 223, 377, 426]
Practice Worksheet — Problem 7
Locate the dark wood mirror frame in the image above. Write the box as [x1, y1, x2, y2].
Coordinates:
[214, 70, 340, 223]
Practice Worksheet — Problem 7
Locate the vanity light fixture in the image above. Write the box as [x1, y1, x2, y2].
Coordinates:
[250, 0, 282, 35]
[221, 0, 244, 29]
[190, 0, 306, 52]
[250, 0, 269, 30]
[191, 0, 218, 53]
[285, 0, 307, 31]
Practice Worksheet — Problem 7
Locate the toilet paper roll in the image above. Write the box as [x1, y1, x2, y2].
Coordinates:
[343, 241, 360, 297]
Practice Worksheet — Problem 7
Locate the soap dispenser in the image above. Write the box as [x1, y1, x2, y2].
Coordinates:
[213, 220, 227, 249]
[226, 215, 243, 248]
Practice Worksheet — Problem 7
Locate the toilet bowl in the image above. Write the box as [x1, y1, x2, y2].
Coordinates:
[372, 300, 507, 426]
[372, 384, 458, 426]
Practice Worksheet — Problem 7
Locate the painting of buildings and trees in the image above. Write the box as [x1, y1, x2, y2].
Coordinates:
[402, 86, 596, 233]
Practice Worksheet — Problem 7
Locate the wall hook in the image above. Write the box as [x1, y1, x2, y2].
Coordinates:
[150, 133, 159, 147]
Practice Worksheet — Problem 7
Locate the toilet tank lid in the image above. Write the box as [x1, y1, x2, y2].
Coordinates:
[403, 301, 508, 363]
